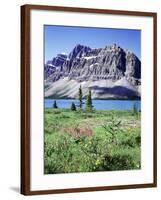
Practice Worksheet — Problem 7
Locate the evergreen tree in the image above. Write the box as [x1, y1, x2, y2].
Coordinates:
[79, 85, 83, 109]
[71, 102, 77, 111]
[53, 100, 58, 109]
[86, 89, 93, 112]
[133, 103, 138, 116]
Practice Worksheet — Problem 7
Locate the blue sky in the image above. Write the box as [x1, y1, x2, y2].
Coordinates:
[44, 25, 141, 63]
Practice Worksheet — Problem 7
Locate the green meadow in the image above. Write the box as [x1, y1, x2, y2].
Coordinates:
[44, 108, 141, 174]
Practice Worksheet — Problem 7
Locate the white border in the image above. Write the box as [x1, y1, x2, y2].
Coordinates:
[30, 10, 154, 191]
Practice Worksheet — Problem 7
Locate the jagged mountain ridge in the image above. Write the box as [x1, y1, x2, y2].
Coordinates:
[45, 44, 141, 99]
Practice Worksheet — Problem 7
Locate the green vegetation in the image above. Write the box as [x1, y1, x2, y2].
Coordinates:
[44, 108, 141, 174]
[71, 102, 77, 111]
[78, 85, 83, 109]
[86, 90, 93, 111]
[53, 100, 58, 109]
[133, 103, 138, 114]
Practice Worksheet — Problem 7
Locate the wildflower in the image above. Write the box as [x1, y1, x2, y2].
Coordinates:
[95, 159, 101, 166]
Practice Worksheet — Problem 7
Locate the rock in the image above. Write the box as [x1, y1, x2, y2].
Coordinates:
[44, 44, 141, 99]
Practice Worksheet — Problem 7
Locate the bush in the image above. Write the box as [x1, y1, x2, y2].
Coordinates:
[103, 148, 140, 171]
[44, 133, 107, 173]
[71, 102, 77, 111]
[53, 100, 58, 109]
[101, 115, 122, 144]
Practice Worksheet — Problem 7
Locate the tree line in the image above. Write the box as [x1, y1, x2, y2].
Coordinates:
[53, 85, 93, 111]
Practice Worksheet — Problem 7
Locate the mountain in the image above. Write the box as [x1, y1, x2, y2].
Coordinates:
[44, 44, 141, 99]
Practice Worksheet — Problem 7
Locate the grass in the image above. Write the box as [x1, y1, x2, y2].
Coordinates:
[44, 108, 141, 174]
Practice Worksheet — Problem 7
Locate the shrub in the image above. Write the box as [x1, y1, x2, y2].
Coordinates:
[53, 100, 58, 109]
[71, 102, 77, 111]
[103, 149, 139, 171]
[101, 115, 122, 144]
[65, 124, 93, 138]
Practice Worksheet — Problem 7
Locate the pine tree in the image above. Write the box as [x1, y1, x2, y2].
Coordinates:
[133, 103, 138, 116]
[79, 85, 83, 109]
[86, 89, 93, 112]
[53, 100, 58, 109]
[71, 102, 76, 111]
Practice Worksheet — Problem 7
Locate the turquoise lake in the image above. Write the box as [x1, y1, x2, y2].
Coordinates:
[45, 99, 141, 111]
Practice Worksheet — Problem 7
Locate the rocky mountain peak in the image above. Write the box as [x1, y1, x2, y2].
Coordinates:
[45, 44, 141, 99]
[68, 44, 91, 60]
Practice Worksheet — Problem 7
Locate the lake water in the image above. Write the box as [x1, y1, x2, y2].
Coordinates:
[45, 99, 141, 111]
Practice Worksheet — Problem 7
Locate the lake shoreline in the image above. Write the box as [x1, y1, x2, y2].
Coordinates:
[45, 97, 141, 101]
[44, 99, 141, 111]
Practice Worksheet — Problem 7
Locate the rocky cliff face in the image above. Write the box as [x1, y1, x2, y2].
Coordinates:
[45, 44, 141, 99]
